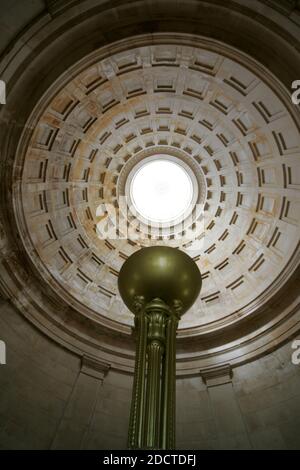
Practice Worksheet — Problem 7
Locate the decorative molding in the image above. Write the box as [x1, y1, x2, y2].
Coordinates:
[200, 364, 233, 387]
[46, 0, 78, 15]
[259, 0, 298, 15]
[81, 355, 110, 382]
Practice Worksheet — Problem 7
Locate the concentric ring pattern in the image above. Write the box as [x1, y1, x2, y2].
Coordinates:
[19, 38, 300, 331]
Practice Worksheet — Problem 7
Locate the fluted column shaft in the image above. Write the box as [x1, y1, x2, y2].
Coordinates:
[144, 304, 167, 449]
[127, 297, 182, 450]
[161, 314, 178, 449]
[144, 339, 163, 448]
[127, 304, 148, 449]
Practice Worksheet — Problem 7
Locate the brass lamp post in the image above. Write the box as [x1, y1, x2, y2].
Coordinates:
[118, 246, 202, 450]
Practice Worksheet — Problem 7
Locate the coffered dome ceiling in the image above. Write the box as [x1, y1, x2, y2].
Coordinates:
[16, 35, 300, 338]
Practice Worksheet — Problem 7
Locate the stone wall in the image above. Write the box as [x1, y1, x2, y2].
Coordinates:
[177, 343, 300, 449]
[0, 0, 45, 54]
[1, 298, 299, 449]
[0, 298, 131, 449]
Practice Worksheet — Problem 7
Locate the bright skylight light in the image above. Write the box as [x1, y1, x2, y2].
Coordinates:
[130, 159, 193, 223]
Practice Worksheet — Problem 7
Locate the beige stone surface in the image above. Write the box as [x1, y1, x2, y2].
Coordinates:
[0, 0, 300, 450]
[0, 290, 300, 449]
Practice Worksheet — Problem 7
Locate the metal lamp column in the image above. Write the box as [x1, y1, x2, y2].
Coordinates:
[118, 246, 202, 451]
[128, 297, 181, 449]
